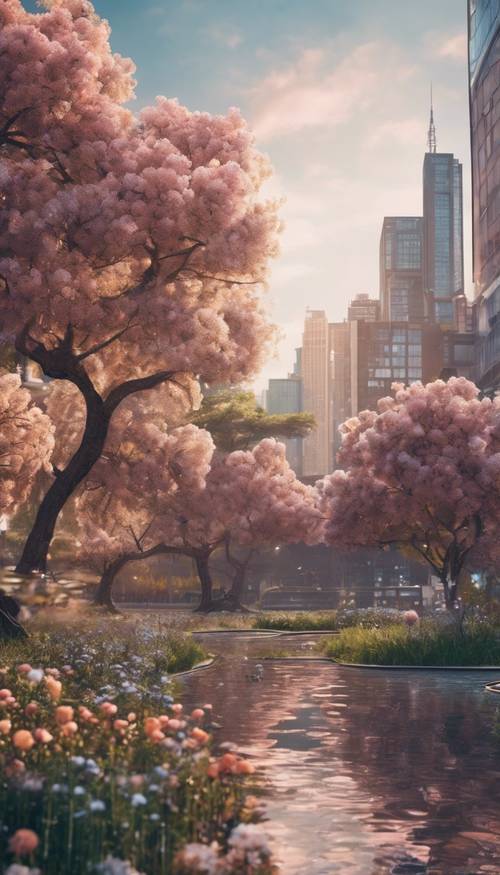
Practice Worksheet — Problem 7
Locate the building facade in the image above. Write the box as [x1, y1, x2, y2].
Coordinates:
[301, 310, 332, 476]
[266, 375, 303, 474]
[350, 320, 443, 414]
[423, 152, 465, 326]
[329, 321, 351, 463]
[469, 0, 500, 389]
[347, 293, 380, 322]
[379, 217, 425, 322]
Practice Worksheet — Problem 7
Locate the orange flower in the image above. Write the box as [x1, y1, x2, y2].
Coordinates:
[34, 727, 53, 744]
[144, 717, 161, 737]
[191, 708, 205, 720]
[61, 720, 78, 737]
[218, 752, 238, 773]
[113, 719, 128, 731]
[172, 703, 183, 714]
[55, 706, 74, 725]
[191, 727, 209, 744]
[100, 702, 117, 717]
[207, 762, 220, 778]
[8, 828, 39, 855]
[0, 719, 11, 735]
[45, 676, 62, 702]
[159, 715, 170, 728]
[12, 729, 35, 751]
[235, 759, 255, 775]
[149, 728, 165, 743]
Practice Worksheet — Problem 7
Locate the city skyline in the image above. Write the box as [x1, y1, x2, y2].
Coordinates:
[23, 0, 473, 393]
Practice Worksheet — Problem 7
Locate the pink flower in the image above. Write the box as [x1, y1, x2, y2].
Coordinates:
[55, 706, 74, 725]
[403, 610, 419, 627]
[0, 718, 11, 734]
[34, 727, 53, 744]
[8, 828, 39, 856]
[100, 702, 117, 717]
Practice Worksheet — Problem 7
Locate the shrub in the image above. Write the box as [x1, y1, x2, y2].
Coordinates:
[320, 620, 500, 666]
[253, 611, 337, 632]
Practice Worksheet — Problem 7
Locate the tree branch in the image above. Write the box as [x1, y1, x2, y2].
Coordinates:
[104, 369, 176, 415]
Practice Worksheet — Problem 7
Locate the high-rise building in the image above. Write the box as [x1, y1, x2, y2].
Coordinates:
[266, 374, 303, 474]
[301, 310, 331, 476]
[422, 104, 465, 326]
[350, 320, 444, 414]
[468, 0, 500, 389]
[347, 293, 380, 322]
[379, 217, 425, 322]
[329, 322, 351, 463]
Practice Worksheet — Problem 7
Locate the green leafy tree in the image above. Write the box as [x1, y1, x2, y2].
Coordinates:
[190, 390, 315, 453]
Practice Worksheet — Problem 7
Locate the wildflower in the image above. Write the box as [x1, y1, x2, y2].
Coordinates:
[113, 719, 128, 731]
[0, 688, 12, 700]
[45, 676, 62, 702]
[90, 799, 106, 812]
[85, 759, 100, 776]
[26, 669, 44, 685]
[95, 857, 145, 875]
[131, 793, 147, 807]
[100, 702, 118, 717]
[61, 720, 78, 737]
[190, 727, 209, 744]
[8, 829, 39, 856]
[0, 718, 11, 734]
[172, 703, 183, 714]
[55, 705, 74, 725]
[13, 730, 35, 752]
[74, 786, 86, 796]
[24, 703, 38, 717]
[403, 610, 420, 627]
[34, 728, 53, 744]
[5, 865, 41, 875]
[17, 664, 32, 675]
[235, 759, 255, 775]
[173, 842, 219, 874]
[71, 756, 85, 767]
[130, 774, 145, 788]
[5, 759, 25, 777]
[191, 708, 204, 721]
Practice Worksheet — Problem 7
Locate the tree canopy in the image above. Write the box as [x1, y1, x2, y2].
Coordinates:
[190, 390, 315, 453]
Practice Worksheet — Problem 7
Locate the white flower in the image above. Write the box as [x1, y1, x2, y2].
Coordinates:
[95, 857, 145, 875]
[5, 866, 41, 875]
[26, 668, 44, 684]
[175, 842, 220, 874]
[71, 756, 85, 767]
[131, 793, 147, 807]
[74, 785, 86, 796]
[90, 799, 106, 812]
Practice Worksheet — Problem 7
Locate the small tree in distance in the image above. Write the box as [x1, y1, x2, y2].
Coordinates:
[190, 390, 315, 453]
[318, 378, 500, 609]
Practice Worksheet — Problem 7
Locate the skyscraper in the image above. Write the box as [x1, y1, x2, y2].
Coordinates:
[329, 321, 351, 463]
[301, 310, 331, 476]
[266, 373, 303, 474]
[468, 0, 500, 389]
[423, 100, 465, 327]
[347, 293, 380, 322]
[379, 217, 425, 322]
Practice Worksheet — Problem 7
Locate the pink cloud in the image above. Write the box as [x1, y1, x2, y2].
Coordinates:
[438, 33, 467, 60]
[249, 42, 415, 142]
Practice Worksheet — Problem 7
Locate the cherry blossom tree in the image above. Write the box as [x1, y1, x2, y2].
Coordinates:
[0, 0, 279, 574]
[207, 440, 323, 609]
[0, 373, 54, 523]
[318, 378, 500, 609]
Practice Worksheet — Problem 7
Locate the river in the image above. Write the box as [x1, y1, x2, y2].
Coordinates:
[181, 631, 500, 875]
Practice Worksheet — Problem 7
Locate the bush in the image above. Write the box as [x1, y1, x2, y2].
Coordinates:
[335, 607, 404, 629]
[0, 623, 273, 874]
[320, 619, 500, 666]
[253, 611, 337, 632]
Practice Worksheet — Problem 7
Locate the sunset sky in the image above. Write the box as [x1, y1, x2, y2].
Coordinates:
[27, 0, 471, 391]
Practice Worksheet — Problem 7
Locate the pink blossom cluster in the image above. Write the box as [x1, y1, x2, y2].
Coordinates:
[317, 378, 500, 591]
[0, 1, 280, 390]
[0, 373, 54, 516]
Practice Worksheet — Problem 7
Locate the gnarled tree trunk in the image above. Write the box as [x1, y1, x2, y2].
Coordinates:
[193, 550, 215, 612]
[93, 544, 189, 612]
[15, 324, 175, 575]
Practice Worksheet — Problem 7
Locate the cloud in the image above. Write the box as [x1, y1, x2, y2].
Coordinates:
[367, 117, 424, 149]
[437, 33, 468, 60]
[205, 24, 243, 49]
[248, 42, 416, 142]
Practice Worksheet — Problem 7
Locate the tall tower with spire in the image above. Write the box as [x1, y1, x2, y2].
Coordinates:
[427, 85, 436, 153]
[422, 89, 464, 326]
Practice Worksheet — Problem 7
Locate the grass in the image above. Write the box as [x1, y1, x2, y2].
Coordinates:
[320, 620, 500, 667]
[252, 611, 338, 632]
[0, 619, 273, 875]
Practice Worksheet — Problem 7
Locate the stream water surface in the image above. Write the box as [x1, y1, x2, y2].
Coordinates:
[181, 632, 500, 875]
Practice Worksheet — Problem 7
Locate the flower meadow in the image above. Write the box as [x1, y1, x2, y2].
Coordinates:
[0, 623, 274, 875]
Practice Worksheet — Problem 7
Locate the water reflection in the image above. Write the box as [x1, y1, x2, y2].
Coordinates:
[182, 633, 500, 875]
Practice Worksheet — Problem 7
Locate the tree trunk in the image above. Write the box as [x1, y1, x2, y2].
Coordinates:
[194, 552, 215, 612]
[14, 326, 176, 575]
[17, 386, 109, 574]
[93, 556, 128, 613]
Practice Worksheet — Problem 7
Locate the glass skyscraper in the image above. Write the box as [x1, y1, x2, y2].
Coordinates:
[469, 0, 500, 389]
[423, 153, 464, 326]
[379, 217, 425, 322]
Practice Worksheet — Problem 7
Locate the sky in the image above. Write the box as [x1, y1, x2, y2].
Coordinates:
[27, 0, 472, 393]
